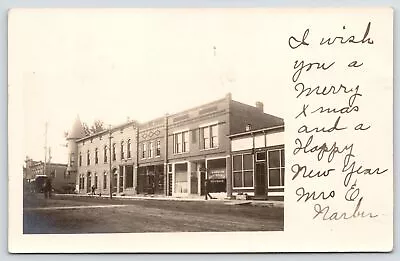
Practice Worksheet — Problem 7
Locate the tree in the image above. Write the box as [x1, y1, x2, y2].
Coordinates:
[83, 120, 106, 136]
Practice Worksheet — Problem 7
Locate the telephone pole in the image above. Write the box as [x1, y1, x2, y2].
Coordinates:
[43, 122, 48, 176]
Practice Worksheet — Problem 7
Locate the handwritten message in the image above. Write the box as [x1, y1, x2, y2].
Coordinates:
[288, 22, 389, 221]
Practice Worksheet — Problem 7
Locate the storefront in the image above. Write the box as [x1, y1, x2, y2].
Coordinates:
[137, 164, 165, 194]
[229, 126, 285, 200]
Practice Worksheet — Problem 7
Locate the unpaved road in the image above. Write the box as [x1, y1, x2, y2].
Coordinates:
[23, 194, 284, 233]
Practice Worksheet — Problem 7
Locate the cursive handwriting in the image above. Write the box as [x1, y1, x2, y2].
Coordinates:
[293, 135, 354, 163]
[313, 197, 378, 221]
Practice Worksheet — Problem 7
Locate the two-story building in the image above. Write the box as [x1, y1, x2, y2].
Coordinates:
[67, 93, 284, 199]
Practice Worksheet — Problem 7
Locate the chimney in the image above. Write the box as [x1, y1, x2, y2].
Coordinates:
[255, 101, 264, 112]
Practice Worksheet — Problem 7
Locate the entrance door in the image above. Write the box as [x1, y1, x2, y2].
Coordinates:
[200, 171, 206, 196]
[255, 162, 266, 197]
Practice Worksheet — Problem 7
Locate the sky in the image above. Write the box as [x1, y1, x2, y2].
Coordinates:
[9, 9, 288, 164]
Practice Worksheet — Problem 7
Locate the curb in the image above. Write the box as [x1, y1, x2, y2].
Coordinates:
[54, 193, 284, 208]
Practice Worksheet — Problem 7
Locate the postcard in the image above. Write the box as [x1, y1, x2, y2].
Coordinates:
[8, 8, 393, 253]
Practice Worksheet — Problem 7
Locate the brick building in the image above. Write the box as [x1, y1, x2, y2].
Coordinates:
[67, 93, 284, 198]
[24, 158, 73, 193]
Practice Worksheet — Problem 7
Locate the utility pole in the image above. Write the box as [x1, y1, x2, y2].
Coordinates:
[108, 125, 113, 199]
[43, 122, 48, 176]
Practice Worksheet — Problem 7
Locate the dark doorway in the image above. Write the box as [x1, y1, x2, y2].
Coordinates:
[255, 162, 266, 197]
[200, 171, 206, 196]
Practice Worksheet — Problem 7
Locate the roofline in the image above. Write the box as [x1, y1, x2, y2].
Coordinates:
[166, 96, 227, 119]
[228, 125, 285, 139]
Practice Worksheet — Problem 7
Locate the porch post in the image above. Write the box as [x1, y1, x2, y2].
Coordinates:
[226, 156, 232, 199]
[133, 165, 138, 195]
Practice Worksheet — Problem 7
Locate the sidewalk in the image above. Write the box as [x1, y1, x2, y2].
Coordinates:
[57, 193, 284, 208]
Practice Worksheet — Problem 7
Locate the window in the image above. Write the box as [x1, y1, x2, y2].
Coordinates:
[156, 140, 161, 156]
[210, 125, 218, 148]
[79, 175, 84, 189]
[127, 139, 131, 158]
[173, 131, 189, 154]
[256, 151, 266, 161]
[149, 142, 154, 158]
[183, 132, 189, 152]
[141, 143, 147, 159]
[95, 148, 99, 164]
[79, 152, 82, 166]
[202, 127, 210, 149]
[104, 146, 108, 163]
[112, 143, 116, 161]
[200, 124, 218, 149]
[87, 150, 90, 166]
[232, 154, 254, 188]
[174, 133, 182, 153]
[121, 141, 125, 159]
[103, 172, 107, 189]
[70, 153, 75, 166]
[125, 165, 133, 188]
[268, 149, 285, 187]
[94, 174, 98, 189]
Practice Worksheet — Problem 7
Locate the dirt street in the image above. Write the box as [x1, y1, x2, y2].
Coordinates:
[23, 194, 284, 233]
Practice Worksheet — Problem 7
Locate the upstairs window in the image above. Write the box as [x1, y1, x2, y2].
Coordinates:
[70, 153, 75, 166]
[200, 124, 219, 149]
[156, 140, 161, 156]
[141, 143, 147, 159]
[149, 142, 154, 158]
[173, 131, 189, 154]
[95, 148, 99, 164]
[121, 141, 125, 159]
[79, 152, 82, 166]
[112, 143, 116, 161]
[87, 150, 90, 166]
[104, 145, 108, 163]
[127, 139, 131, 158]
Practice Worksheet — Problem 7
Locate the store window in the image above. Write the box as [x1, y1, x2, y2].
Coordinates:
[232, 154, 254, 188]
[174, 163, 188, 193]
[268, 149, 285, 187]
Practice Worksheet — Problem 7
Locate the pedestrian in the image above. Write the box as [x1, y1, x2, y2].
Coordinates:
[43, 179, 52, 199]
[91, 184, 95, 196]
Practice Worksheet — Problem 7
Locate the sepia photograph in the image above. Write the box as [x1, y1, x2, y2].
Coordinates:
[16, 9, 285, 235]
